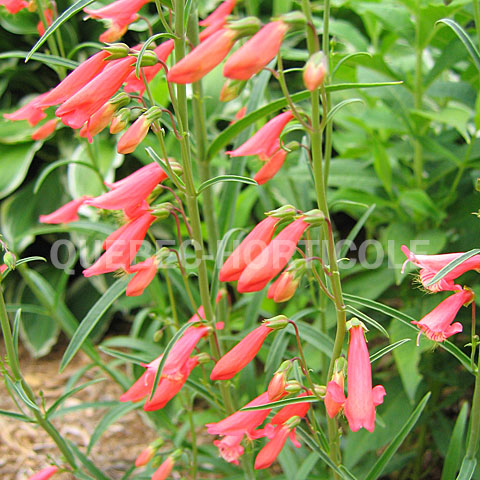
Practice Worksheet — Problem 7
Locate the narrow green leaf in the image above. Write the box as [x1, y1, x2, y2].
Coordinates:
[150, 322, 193, 399]
[87, 402, 139, 453]
[134, 33, 175, 79]
[436, 19, 480, 73]
[26, 0, 97, 61]
[46, 379, 106, 417]
[442, 402, 469, 480]
[145, 147, 185, 187]
[326, 98, 364, 125]
[339, 204, 376, 258]
[5, 378, 40, 412]
[60, 277, 129, 372]
[12, 308, 21, 359]
[370, 339, 410, 364]
[197, 175, 257, 194]
[332, 52, 372, 78]
[99, 346, 148, 365]
[365, 392, 431, 480]
[0, 409, 32, 422]
[34, 159, 100, 194]
[456, 458, 477, 480]
[14, 256, 46, 267]
[185, 378, 217, 408]
[344, 293, 473, 373]
[346, 305, 389, 338]
[69, 440, 110, 480]
[0, 51, 79, 70]
[240, 395, 318, 411]
[426, 249, 480, 287]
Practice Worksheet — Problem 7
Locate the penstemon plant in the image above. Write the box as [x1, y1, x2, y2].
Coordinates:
[0, 0, 480, 479]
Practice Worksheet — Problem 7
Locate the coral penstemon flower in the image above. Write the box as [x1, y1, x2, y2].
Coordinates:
[167, 28, 237, 84]
[223, 21, 289, 80]
[199, 0, 236, 27]
[0, 0, 28, 14]
[237, 218, 309, 293]
[125, 256, 158, 296]
[4, 92, 49, 126]
[152, 456, 175, 480]
[412, 288, 474, 343]
[219, 216, 279, 282]
[253, 147, 288, 185]
[32, 119, 58, 141]
[28, 466, 59, 480]
[213, 434, 244, 465]
[116, 114, 151, 154]
[267, 270, 299, 302]
[135, 446, 155, 467]
[39, 196, 90, 224]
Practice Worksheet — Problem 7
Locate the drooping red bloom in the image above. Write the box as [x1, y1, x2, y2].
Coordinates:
[79, 102, 116, 141]
[0, 0, 27, 14]
[412, 289, 474, 343]
[269, 393, 311, 425]
[223, 21, 288, 80]
[4, 93, 49, 126]
[326, 325, 386, 432]
[227, 111, 294, 160]
[213, 434, 244, 465]
[135, 446, 155, 467]
[0, 264, 7, 274]
[124, 40, 175, 94]
[199, 0, 236, 26]
[32, 119, 58, 140]
[37, 51, 111, 108]
[210, 324, 273, 380]
[219, 216, 279, 282]
[85, 162, 167, 214]
[56, 56, 136, 129]
[144, 357, 199, 411]
[39, 196, 89, 224]
[167, 28, 237, 84]
[237, 218, 309, 293]
[37, 8, 53, 36]
[152, 456, 174, 480]
[253, 147, 287, 185]
[254, 424, 300, 470]
[84, 0, 150, 43]
[28, 466, 59, 480]
[206, 392, 272, 437]
[324, 370, 344, 419]
[117, 115, 150, 154]
[83, 211, 155, 277]
[267, 270, 298, 302]
[126, 256, 158, 296]
[402, 245, 480, 292]
[267, 372, 287, 402]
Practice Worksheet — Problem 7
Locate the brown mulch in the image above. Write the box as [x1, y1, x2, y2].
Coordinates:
[0, 342, 158, 480]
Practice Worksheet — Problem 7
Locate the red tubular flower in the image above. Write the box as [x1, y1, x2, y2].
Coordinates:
[126, 256, 158, 296]
[267, 270, 298, 302]
[56, 56, 135, 129]
[402, 245, 480, 292]
[227, 111, 293, 160]
[237, 218, 309, 293]
[37, 8, 53, 36]
[167, 28, 237, 84]
[39, 196, 89, 224]
[253, 148, 287, 185]
[0, 264, 7, 274]
[86, 162, 167, 213]
[124, 41, 175, 94]
[37, 51, 111, 108]
[210, 324, 273, 380]
[4, 93, 48, 126]
[83, 211, 155, 277]
[267, 372, 287, 402]
[32, 119, 58, 140]
[0, 0, 27, 13]
[219, 216, 279, 282]
[206, 392, 272, 437]
[79, 102, 116, 141]
[412, 289, 474, 343]
[144, 357, 199, 410]
[135, 446, 155, 467]
[324, 370, 345, 419]
[199, 0, 236, 26]
[28, 466, 59, 480]
[152, 456, 174, 480]
[213, 435, 244, 465]
[327, 324, 385, 432]
[269, 393, 311, 425]
[254, 424, 300, 470]
[223, 21, 288, 80]
[117, 115, 151, 154]
[84, 0, 150, 42]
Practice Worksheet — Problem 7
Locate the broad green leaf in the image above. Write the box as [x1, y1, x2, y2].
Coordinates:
[365, 392, 431, 480]
[0, 51, 78, 70]
[441, 402, 469, 480]
[426, 250, 480, 287]
[27, 0, 97, 61]
[240, 395, 318, 411]
[0, 142, 42, 199]
[60, 277, 129, 371]
[456, 458, 477, 480]
[436, 19, 480, 73]
[197, 175, 257, 194]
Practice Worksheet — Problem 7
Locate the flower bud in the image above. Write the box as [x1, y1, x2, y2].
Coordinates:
[137, 50, 160, 68]
[313, 384, 326, 397]
[3, 252, 16, 270]
[476, 177, 480, 192]
[265, 204, 297, 219]
[168, 160, 183, 176]
[220, 79, 247, 102]
[227, 16, 262, 37]
[117, 114, 152, 154]
[284, 380, 302, 394]
[103, 43, 130, 59]
[110, 108, 130, 134]
[152, 202, 173, 220]
[153, 329, 164, 342]
[303, 209, 325, 225]
[268, 370, 288, 401]
[346, 317, 367, 332]
[196, 352, 211, 365]
[278, 11, 306, 28]
[303, 52, 327, 91]
[264, 315, 289, 330]
[144, 106, 163, 122]
[135, 446, 155, 467]
[110, 92, 130, 108]
[267, 271, 299, 303]
[283, 415, 302, 429]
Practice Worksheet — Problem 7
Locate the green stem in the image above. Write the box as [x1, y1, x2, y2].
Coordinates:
[474, 0, 480, 49]
[466, 371, 480, 459]
[413, 10, 424, 187]
[186, 397, 198, 480]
